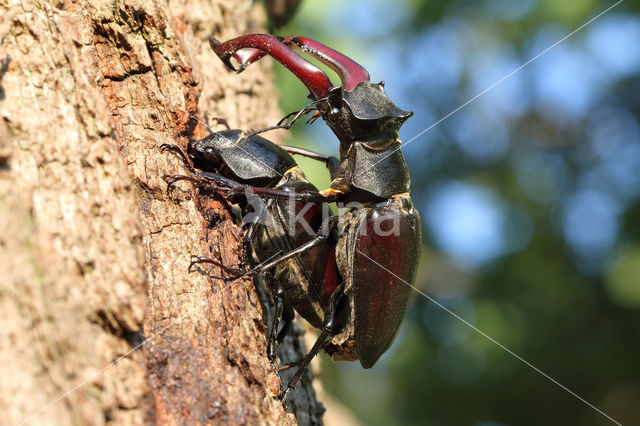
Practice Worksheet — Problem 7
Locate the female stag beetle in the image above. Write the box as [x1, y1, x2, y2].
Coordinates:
[164, 34, 422, 402]
[161, 131, 342, 377]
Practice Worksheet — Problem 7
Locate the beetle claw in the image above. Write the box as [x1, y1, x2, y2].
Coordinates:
[206, 116, 230, 130]
[188, 255, 204, 273]
[188, 254, 245, 282]
[163, 174, 195, 195]
[279, 387, 292, 407]
[160, 144, 195, 173]
[163, 174, 178, 194]
[159, 143, 173, 152]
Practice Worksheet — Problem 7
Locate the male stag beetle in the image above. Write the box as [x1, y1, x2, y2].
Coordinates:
[209, 34, 415, 203]
[166, 34, 422, 402]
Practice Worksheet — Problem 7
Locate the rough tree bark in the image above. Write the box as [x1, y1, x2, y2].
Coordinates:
[0, 0, 324, 424]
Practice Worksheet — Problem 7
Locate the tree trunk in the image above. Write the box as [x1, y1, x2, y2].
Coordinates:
[0, 0, 323, 424]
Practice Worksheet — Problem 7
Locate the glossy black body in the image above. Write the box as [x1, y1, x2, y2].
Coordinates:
[182, 131, 344, 331]
[188, 129, 295, 186]
[322, 83, 413, 200]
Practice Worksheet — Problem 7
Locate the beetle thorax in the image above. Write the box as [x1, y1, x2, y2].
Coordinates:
[321, 82, 413, 150]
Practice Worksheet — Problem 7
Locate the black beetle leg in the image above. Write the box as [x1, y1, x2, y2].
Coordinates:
[164, 174, 196, 194]
[240, 105, 315, 141]
[241, 217, 335, 277]
[280, 330, 330, 405]
[238, 96, 327, 142]
[265, 276, 285, 377]
[277, 358, 302, 373]
[225, 185, 344, 203]
[321, 282, 346, 333]
[164, 174, 196, 195]
[172, 170, 346, 203]
[203, 112, 230, 131]
[163, 172, 241, 196]
[281, 145, 339, 180]
[264, 278, 295, 365]
[160, 144, 195, 173]
[280, 282, 345, 405]
[278, 299, 294, 347]
[236, 201, 267, 271]
[188, 255, 243, 281]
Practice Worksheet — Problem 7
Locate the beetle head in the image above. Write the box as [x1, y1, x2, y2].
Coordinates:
[323, 81, 413, 147]
[187, 130, 242, 170]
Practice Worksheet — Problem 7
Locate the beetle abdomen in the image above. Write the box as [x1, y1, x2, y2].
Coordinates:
[338, 196, 421, 368]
